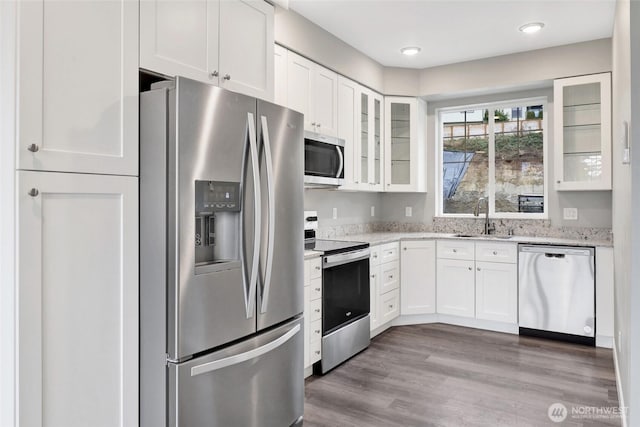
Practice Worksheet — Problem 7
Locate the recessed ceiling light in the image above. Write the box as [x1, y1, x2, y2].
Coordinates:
[519, 22, 544, 34]
[400, 46, 421, 56]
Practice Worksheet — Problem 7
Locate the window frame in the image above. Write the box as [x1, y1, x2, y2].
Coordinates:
[435, 96, 548, 219]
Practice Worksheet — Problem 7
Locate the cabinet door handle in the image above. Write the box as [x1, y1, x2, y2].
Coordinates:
[317, 123, 321, 128]
[27, 143, 39, 152]
[403, 247, 407, 251]
[477, 267, 481, 271]
[371, 274, 375, 278]
[314, 329, 320, 334]
[389, 275, 393, 279]
[453, 249, 457, 253]
[311, 122, 316, 126]
[314, 287, 321, 292]
[28, 188, 39, 197]
[223, 74, 231, 80]
[210, 70, 219, 78]
[493, 251, 498, 255]
[557, 180, 561, 184]
[315, 266, 321, 270]
[315, 350, 321, 355]
[468, 267, 472, 271]
[314, 308, 320, 313]
[388, 304, 393, 309]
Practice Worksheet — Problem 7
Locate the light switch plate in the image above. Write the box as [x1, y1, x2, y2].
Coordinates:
[371, 206, 375, 217]
[563, 207, 578, 221]
[405, 206, 412, 217]
[332, 207, 338, 219]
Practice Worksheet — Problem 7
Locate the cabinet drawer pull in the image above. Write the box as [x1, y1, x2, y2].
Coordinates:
[453, 249, 457, 253]
[314, 287, 321, 292]
[389, 275, 393, 279]
[314, 308, 320, 313]
[27, 143, 39, 152]
[371, 274, 375, 278]
[477, 267, 481, 271]
[468, 267, 472, 271]
[315, 266, 321, 270]
[28, 188, 39, 197]
[493, 251, 498, 255]
[314, 329, 320, 334]
[315, 350, 320, 355]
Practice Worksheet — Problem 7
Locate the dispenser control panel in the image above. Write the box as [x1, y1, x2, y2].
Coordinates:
[195, 180, 240, 214]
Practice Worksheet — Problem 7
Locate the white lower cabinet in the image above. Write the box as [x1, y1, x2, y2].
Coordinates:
[303, 257, 322, 372]
[475, 261, 517, 323]
[370, 242, 400, 336]
[436, 258, 475, 318]
[17, 171, 138, 427]
[400, 240, 436, 315]
[436, 240, 518, 323]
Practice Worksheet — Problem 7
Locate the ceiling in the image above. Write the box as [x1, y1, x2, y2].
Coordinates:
[288, 0, 616, 69]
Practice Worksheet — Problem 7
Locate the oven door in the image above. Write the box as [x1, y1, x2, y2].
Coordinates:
[304, 134, 345, 186]
[322, 249, 370, 335]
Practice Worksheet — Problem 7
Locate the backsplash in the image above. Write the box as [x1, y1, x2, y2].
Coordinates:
[316, 218, 613, 243]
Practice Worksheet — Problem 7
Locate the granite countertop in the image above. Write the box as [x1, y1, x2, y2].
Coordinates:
[331, 232, 613, 248]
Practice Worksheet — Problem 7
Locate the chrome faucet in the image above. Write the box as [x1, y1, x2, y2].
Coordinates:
[474, 197, 495, 235]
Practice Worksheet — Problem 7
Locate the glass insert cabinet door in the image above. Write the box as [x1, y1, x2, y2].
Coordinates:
[384, 97, 426, 192]
[553, 72, 611, 191]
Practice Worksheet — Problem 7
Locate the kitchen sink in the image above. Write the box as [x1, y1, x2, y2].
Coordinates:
[452, 233, 513, 239]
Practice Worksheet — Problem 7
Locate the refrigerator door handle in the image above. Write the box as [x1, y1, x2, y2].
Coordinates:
[260, 115, 275, 314]
[190, 323, 301, 376]
[245, 112, 261, 319]
[336, 145, 344, 178]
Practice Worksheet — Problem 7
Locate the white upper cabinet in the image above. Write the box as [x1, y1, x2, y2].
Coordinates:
[141, 0, 274, 101]
[18, 0, 138, 176]
[17, 171, 138, 427]
[553, 72, 611, 191]
[219, 0, 274, 100]
[274, 44, 288, 106]
[286, 51, 338, 136]
[384, 97, 426, 192]
[337, 78, 383, 191]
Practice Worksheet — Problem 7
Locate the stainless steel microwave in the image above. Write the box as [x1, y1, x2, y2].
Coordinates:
[304, 131, 345, 186]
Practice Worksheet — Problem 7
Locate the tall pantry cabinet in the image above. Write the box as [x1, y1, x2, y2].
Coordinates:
[14, 1, 139, 426]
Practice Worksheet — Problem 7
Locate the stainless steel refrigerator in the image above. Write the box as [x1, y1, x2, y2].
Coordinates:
[140, 77, 304, 427]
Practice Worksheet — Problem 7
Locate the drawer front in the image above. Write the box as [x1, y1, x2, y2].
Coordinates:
[379, 289, 400, 324]
[309, 298, 322, 322]
[437, 240, 475, 260]
[308, 257, 322, 280]
[379, 242, 400, 263]
[309, 338, 322, 364]
[308, 277, 322, 300]
[475, 241, 517, 264]
[379, 261, 400, 295]
[309, 319, 322, 343]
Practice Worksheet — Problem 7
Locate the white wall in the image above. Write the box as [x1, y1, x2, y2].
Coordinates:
[274, 6, 385, 92]
[0, 1, 16, 426]
[416, 39, 612, 99]
[304, 189, 381, 229]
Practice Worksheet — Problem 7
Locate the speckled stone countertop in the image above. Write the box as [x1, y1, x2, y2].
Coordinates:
[330, 232, 613, 248]
[304, 250, 322, 259]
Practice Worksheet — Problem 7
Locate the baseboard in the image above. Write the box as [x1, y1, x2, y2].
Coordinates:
[390, 313, 518, 335]
[613, 340, 628, 427]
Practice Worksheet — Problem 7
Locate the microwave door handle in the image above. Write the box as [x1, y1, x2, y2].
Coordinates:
[336, 146, 344, 178]
[245, 112, 261, 319]
[259, 115, 275, 314]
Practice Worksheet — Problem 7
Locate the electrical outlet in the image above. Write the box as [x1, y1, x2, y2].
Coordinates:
[332, 207, 338, 219]
[405, 206, 412, 217]
[371, 206, 375, 217]
[563, 208, 578, 221]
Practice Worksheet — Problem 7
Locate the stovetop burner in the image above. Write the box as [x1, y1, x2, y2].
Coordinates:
[304, 239, 369, 255]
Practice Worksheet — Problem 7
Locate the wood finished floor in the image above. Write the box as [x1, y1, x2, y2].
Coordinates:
[304, 324, 620, 427]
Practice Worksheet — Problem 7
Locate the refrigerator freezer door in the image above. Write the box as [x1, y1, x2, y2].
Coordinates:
[168, 317, 304, 427]
[256, 100, 305, 330]
[170, 78, 259, 360]
[519, 245, 595, 337]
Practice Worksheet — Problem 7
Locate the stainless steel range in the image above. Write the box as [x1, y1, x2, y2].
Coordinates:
[304, 212, 370, 374]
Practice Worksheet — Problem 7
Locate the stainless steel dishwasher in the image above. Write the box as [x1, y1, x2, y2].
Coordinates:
[518, 244, 595, 346]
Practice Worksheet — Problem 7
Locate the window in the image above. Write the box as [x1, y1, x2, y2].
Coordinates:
[438, 98, 547, 218]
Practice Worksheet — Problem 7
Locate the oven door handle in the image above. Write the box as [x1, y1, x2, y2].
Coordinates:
[323, 248, 370, 269]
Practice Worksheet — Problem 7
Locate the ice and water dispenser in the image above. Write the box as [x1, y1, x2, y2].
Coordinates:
[194, 180, 241, 272]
